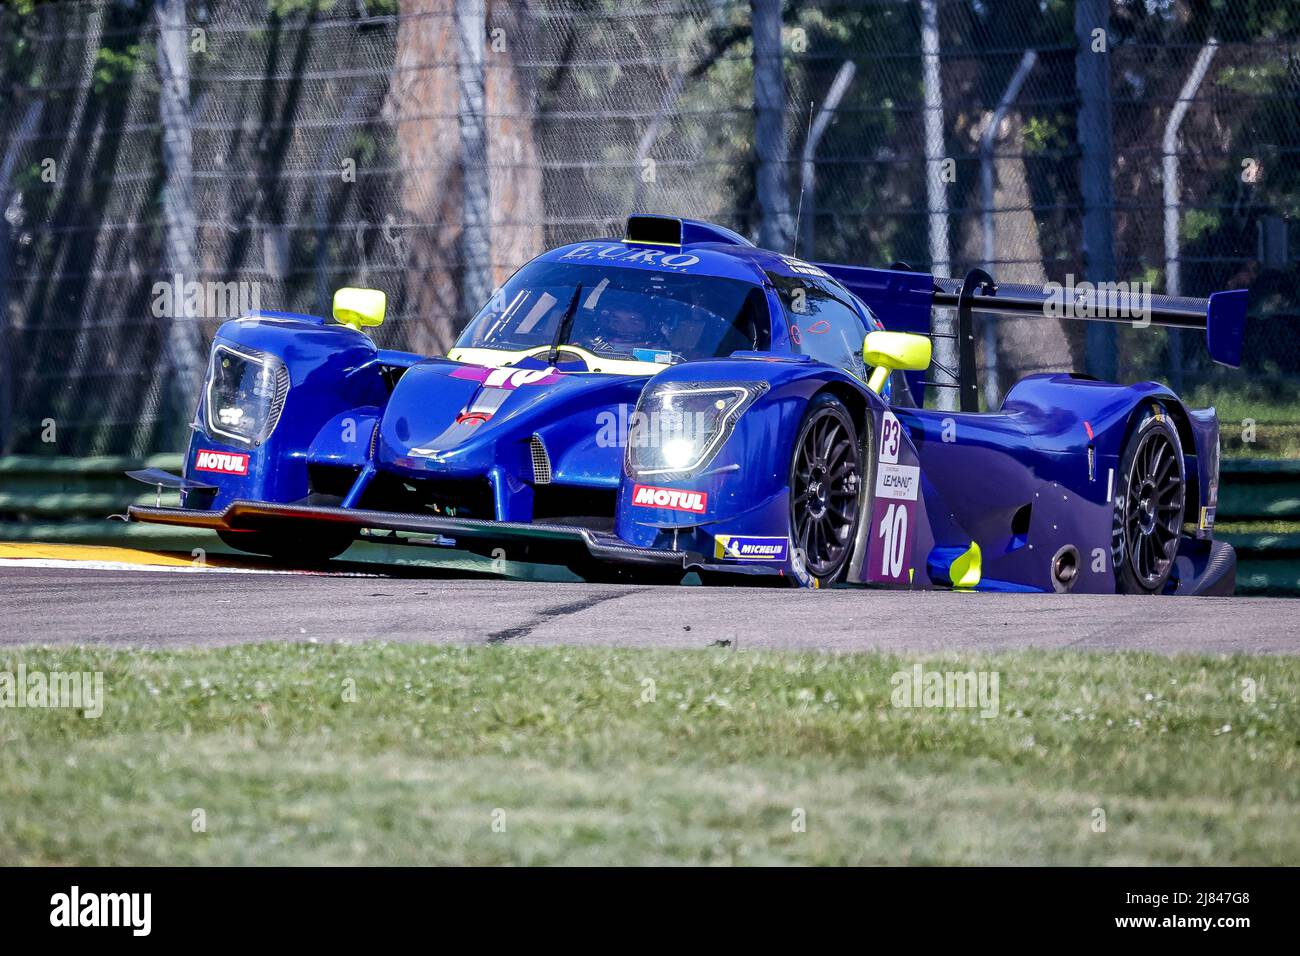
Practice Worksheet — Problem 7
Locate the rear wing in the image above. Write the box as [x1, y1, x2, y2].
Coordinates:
[818, 263, 1248, 411]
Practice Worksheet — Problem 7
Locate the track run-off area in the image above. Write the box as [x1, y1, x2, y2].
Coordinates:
[0, 542, 1296, 654]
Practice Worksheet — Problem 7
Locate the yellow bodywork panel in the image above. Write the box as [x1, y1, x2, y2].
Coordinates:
[949, 541, 983, 589]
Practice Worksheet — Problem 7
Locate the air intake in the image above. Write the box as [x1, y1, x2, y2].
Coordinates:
[625, 214, 682, 246]
[624, 214, 752, 248]
[530, 435, 552, 485]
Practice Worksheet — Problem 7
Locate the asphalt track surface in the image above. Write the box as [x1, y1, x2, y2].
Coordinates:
[2, 559, 1298, 654]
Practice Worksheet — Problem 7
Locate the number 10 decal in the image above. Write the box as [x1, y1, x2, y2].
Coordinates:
[878, 502, 908, 578]
[867, 496, 915, 584]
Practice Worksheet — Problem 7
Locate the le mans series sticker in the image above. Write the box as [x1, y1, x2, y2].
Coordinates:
[875, 462, 920, 501]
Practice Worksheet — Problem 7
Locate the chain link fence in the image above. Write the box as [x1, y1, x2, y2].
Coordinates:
[1, 0, 1296, 457]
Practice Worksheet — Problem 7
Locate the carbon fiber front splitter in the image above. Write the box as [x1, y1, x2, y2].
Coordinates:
[127, 500, 702, 569]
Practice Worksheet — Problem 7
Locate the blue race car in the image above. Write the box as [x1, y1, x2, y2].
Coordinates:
[128, 214, 1246, 594]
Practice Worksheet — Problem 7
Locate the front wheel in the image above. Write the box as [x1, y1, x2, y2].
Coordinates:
[789, 393, 864, 586]
[1111, 404, 1186, 594]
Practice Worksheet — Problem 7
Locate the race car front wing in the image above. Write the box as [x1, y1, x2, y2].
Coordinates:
[127, 499, 700, 569]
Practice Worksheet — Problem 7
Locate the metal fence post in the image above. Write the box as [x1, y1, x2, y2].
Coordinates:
[797, 61, 854, 260]
[457, 0, 491, 320]
[1163, 40, 1218, 393]
[157, 0, 203, 437]
[1075, 0, 1117, 382]
[752, 0, 791, 251]
[980, 50, 1037, 410]
[0, 101, 43, 455]
[921, 0, 956, 409]
[0, 204, 11, 456]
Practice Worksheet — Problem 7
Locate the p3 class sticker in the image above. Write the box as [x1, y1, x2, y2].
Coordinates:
[879, 410, 902, 464]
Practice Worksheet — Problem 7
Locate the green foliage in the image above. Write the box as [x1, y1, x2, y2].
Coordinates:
[1216, 62, 1288, 95]
[264, 0, 397, 18]
[1022, 115, 1068, 155]
[348, 131, 380, 168]
[1179, 208, 1222, 243]
[268, 0, 338, 17]
[92, 44, 146, 95]
[1135, 264, 1163, 290]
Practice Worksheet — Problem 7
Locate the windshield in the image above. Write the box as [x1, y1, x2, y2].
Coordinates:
[767, 271, 870, 379]
[455, 259, 770, 364]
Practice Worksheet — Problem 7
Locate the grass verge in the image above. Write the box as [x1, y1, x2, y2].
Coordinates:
[1, 642, 1297, 865]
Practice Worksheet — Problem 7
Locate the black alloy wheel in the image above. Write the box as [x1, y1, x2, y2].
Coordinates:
[1113, 407, 1185, 593]
[790, 394, 863, 583]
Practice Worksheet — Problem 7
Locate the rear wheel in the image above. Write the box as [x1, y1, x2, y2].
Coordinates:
[1112, 405, 1186, 594]
[789, 394, 863, 585]
[217, 527, 355, 563]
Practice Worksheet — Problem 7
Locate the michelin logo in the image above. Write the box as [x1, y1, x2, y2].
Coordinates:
[875, 463, 920, 501]
[714, 535, 789, 562]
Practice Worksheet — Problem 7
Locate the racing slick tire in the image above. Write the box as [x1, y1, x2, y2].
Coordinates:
[1111, 403, 1186, 594]
[217, 527, 355, 563]
[788, 392, 864, 587]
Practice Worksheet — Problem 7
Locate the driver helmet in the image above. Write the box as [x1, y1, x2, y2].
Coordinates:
[598, 303, 657, 346]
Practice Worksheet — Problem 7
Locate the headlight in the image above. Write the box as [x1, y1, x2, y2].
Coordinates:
[627, 381, 765, 479]
[204, 344, 289, 447]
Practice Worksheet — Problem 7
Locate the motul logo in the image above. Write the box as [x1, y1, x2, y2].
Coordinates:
[194, 449, 250, 475]
[631, 483, 708, 514]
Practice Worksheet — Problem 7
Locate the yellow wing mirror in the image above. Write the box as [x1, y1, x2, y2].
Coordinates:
[333, 287, 386, 332]
[864, 330, 931, 394]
